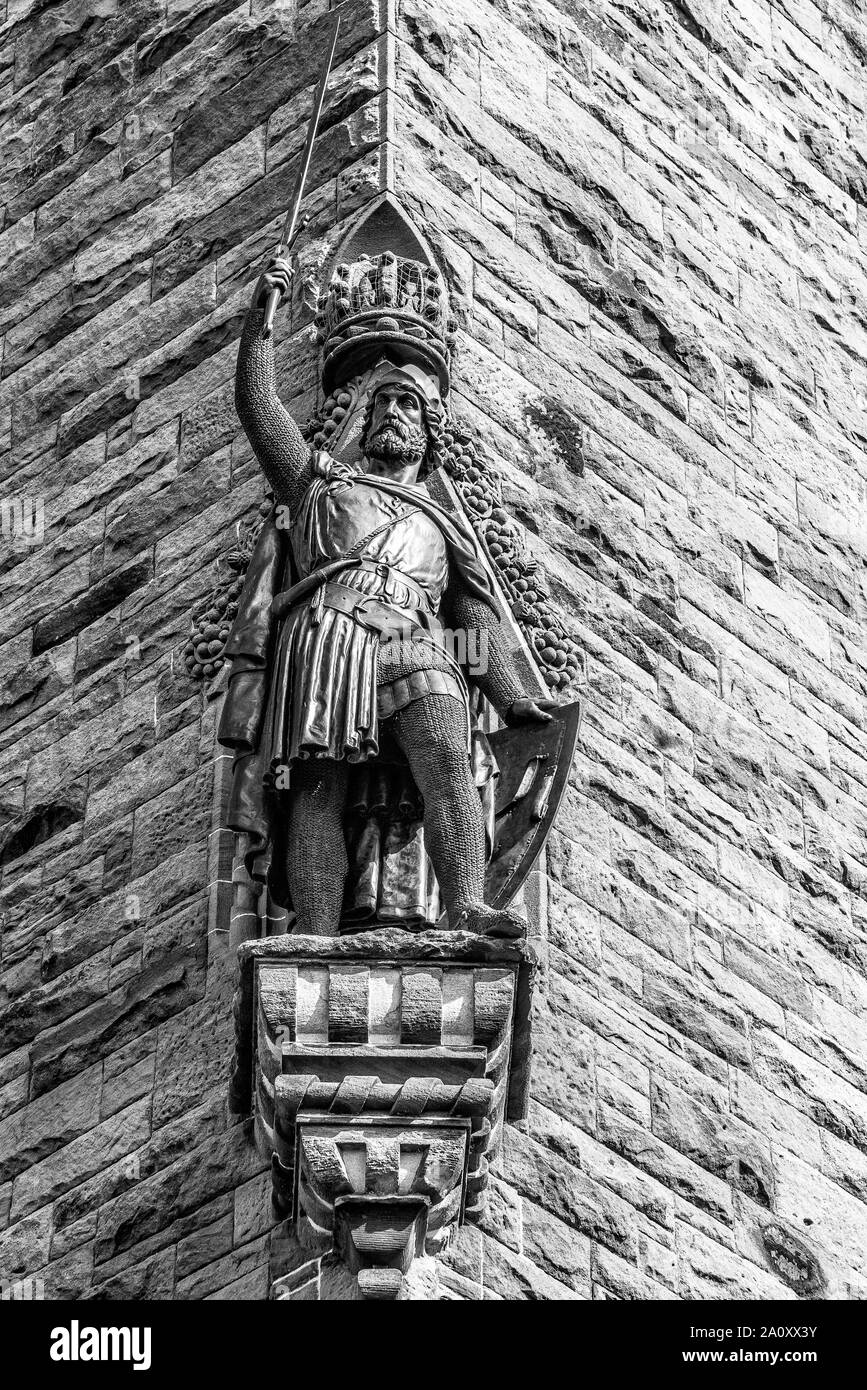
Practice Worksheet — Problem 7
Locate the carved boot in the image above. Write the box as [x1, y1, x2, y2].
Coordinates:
[452, 902, 526, 939]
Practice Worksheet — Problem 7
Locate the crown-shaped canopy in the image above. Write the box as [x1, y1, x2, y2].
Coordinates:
[313, 196, 457, 397]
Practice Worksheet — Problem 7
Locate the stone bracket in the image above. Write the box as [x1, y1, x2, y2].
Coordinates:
[335, 1194, 429, 1300]
[230, 928, 536, 1297]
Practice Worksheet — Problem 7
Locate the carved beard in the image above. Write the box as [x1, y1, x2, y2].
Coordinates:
[367, 419, 428, 466]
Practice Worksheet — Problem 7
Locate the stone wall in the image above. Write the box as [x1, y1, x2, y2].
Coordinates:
[2, 0, 867, 1300]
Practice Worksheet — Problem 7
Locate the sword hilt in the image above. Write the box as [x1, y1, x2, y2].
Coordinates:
[260, 213, 310, 339]
[262, 285, 281, 340]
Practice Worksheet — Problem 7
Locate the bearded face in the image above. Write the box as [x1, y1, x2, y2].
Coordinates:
[365, 385, 428, 468]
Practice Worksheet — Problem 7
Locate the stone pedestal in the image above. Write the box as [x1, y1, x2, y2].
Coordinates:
[230, 929, 535, 1299]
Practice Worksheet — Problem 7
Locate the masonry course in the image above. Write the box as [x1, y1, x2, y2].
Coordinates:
[0, 0, 866, 1300]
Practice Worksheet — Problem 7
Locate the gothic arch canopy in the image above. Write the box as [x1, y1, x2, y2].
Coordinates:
[327, 193, 442, 279]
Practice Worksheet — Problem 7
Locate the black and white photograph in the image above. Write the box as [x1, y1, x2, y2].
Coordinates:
[0, 0, 866, 1357]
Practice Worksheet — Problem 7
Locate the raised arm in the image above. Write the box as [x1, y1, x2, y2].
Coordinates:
[235, 258, 313, 514]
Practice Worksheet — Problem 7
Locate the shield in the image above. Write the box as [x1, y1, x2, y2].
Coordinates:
[484, 700, 583, 910]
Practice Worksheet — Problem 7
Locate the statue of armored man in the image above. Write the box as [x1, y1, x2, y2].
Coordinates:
[218, 237, 577, 940]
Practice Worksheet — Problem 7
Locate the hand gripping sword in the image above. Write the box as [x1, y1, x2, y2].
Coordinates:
[262, 11, 342, 338]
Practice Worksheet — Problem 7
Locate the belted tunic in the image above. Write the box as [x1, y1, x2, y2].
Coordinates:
[264, 463, 473, 767]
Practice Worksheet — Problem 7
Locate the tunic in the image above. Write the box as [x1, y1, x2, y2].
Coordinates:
[263, 467, 468, 768]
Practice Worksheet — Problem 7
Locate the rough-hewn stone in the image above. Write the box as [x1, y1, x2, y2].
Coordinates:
[1, 0, 866, 1301]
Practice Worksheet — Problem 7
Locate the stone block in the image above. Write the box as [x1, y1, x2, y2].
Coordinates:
[650, 1079, 774, 1207]
[0, 1065, 101, 1185]
[29, 949, 206, 1097]
[481, 1235, 583, 1300]
[176, 1212, 234, 1280]
[0, 1205, 53, 1281]
[521, 1195, 592, 1292]
[93, 1126, 264, 1265]
[1, 0, 866, 1309]
[10, 1097, 152, 1222]
[501, 1123, 639, 1261]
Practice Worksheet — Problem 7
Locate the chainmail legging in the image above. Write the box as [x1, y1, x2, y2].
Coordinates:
[392, 694, 486, 923]
[286, 759, 350, 936]
[285, 694, 485, 935]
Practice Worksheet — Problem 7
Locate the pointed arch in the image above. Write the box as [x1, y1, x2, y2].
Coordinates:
[328, 192, 441, 273]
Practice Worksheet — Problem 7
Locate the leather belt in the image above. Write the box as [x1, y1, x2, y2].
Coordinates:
[317, 580, 435, 639]
[351, 558, 433, 612]
[270, 558, 434, 621]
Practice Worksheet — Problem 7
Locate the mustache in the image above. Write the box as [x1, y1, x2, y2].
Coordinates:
[372, 418, 412, 440]
[368, 420, 427, 457]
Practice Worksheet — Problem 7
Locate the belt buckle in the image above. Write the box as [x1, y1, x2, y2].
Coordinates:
[354, 593, 381, 630]
[362, 600, 390, 636]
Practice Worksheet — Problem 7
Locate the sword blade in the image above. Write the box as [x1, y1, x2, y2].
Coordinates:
[279, 11, 342, 253]
[263, 11, 342, 336]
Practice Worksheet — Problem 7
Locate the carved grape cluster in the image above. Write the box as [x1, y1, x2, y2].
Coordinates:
[442, 426, 582, 692]
[303, 382, 360, 449]
[184, 597, 234, 682]
[183, 498, 272, 681]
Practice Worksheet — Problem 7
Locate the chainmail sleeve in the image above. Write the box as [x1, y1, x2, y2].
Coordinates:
[448, 577, 528, 718]
[235, 305, 313, 513]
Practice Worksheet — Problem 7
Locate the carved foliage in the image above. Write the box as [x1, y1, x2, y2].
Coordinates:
[183, 499, 272, 682]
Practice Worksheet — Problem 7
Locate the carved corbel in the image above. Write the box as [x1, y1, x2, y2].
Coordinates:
[230, 928, 535, 1299]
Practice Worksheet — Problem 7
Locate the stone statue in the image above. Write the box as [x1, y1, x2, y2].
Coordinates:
[218, 244, 566, 940]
